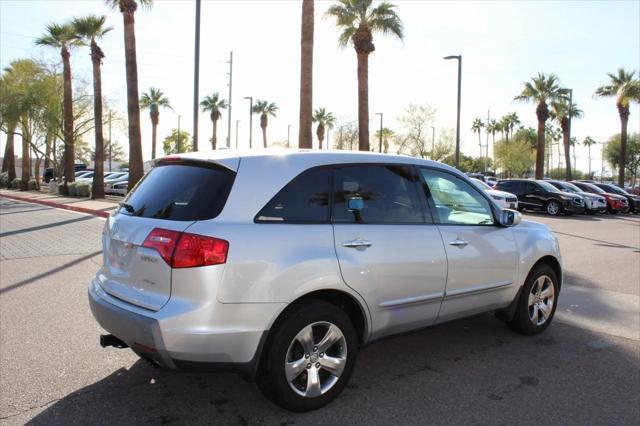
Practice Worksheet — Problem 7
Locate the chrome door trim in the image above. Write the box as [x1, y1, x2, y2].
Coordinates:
[379, 291, 444, 308]
[445, 280, 512, 299]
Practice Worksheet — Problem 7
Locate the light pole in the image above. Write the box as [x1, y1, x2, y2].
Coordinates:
[567, 88, 573, 179]
[108, 110, 112, 172]
[600, 141, 606, 181]
[444, 55, 462, 168]
[235, 120, 240, 149]
[430, 126, 435, 158]
[244, 97, 253, 149]
[375, 112, 383, 153]
[192, 0, 201, 151]
[177, 115, 182, 141]
[287, 125, 291, 148]
[226, 51, 233, 148]
[326, 127, 330, 150]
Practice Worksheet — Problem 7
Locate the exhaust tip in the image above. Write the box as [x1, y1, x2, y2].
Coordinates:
[100, 334, 128, 349]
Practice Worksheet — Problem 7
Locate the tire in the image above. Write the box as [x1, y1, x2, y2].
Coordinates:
[508, 264, 559, 335]
[546, 200, 561, 216]
[257, 300, 358, 412]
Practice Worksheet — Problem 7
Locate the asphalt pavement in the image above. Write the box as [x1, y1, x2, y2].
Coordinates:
[0, 197, 638, 425]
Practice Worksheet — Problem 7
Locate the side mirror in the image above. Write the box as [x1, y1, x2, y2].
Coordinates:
[499, 208, 522, 227]
[347, 197, 364, 211]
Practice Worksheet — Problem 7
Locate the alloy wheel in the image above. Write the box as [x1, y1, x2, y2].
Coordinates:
[528, 275, 555, 326]
[547, 201, 560, 215]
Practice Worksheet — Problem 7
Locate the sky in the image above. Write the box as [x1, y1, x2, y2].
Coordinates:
[1, 0, 639, 175]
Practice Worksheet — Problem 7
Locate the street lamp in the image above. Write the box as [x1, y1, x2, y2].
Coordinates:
[430, 126, 435, 157]
[375, 112, 383, 153]
[243, 96, 253, 149]
[287, 124, 291, 148]
[444, 55, 462, 168]
[235, 120, 240, 149]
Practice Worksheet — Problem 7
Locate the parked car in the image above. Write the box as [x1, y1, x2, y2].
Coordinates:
[546, 180, 607, 214]
[110, 181, 128, 196]
[104, 172, 129, 194]
[43, 168, 55, 183]
[470, 178, 518, 210]
[570, 181, 628, 214]
[589, 182, 639, 214]
[75, 170, 92, 178]
[90, 151, 562, 412]
[486, 176, 498, 188]
[76, 171, 95, 181]
[495, 179, 584, 216]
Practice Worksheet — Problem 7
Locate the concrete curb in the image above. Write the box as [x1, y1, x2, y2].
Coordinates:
[0, 192, 112, 218]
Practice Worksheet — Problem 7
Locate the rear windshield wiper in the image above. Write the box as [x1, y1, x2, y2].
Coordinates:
[119, 202, 135, 214]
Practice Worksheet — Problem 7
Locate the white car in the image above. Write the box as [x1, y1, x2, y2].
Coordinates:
[90, 150, 561, 412]
[471, 178, 518, 210]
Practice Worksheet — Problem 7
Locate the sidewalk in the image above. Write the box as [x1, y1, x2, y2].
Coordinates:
[0, 189, 119, 218]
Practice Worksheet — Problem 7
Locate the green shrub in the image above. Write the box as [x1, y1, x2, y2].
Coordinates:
[75, 181, 91, 198]
[11, 178, 21, 189]
[67, 182, 77, 196]
[28, 179, 38, 190]
[0, 172, 8, 188]
[57, 182, 66, 195]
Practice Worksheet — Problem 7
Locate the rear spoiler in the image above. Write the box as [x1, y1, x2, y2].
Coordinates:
[154, 155, 240, 172]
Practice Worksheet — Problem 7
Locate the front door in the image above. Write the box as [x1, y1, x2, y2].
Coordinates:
[418, 168, 519, 323]
[331, 164, 448, 339]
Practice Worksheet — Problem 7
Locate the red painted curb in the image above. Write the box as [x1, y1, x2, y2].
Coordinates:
[0, 192, 113, 218]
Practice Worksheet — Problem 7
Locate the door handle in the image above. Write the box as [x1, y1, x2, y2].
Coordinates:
[449, 240, 468, 248]
[342, 239, 373, 249]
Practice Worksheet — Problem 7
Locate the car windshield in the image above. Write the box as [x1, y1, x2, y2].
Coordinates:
[579, 182, 606, 194]
[107, 173, 126, 180]
[601, 184, 628, 195]
[560, 182, 583, 193]
[537, 181, 561, 193]
[470, 178, 491, 190]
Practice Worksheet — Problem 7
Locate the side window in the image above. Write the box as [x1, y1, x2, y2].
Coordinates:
[255, 168, 330, 222]
[420, 168, 495, 226]
[332, 165, 424, 224]
[526, 182, 538, 193]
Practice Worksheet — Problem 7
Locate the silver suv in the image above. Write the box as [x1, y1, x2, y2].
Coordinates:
[89, 151, 562, 411]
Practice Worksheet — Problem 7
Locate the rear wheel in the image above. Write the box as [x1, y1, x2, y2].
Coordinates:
[546, 200, 561, 216]
[508, 264, 559, 335]
[257, 301, 358, 412]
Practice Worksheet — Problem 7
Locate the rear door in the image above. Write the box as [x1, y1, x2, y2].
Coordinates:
[331, 164, 448, 338]
[99, 161, 236, 311]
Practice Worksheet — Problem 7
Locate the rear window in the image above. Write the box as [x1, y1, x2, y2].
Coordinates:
[121, 163, 235, 221]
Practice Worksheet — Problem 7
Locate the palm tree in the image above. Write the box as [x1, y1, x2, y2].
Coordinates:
[73, 15, 112, 199]
[515, 73, 569, 179]
[595, 68, 640, 186]
[298, 0, 314, 149]
[471, 118, 484, 159]
[200, 93, 228, 150]
[252, 100, 278, 148]
[326, 0, 403, 151]
[0, 72, 20, 183]
[105, 0, 151, 190]
[485, 119, 498, 160]
[35, 23, 82, 187]
[583, 136, 596, 176]
[140, 87, 172, 158]
[312, 108, 336, 149]
[506, 112, 520, 140]
[551, 98, 583, 181]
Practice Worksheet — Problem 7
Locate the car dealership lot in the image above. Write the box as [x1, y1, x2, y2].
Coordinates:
[0, 198, 638, 425]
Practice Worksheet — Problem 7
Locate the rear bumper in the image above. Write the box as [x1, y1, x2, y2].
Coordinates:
[88, 278, 281, 378]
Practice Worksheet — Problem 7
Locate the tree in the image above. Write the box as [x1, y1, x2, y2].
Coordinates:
[162, 129, 191, 155]
[515, 73, 569, 179]
[0, 70, 21, 182]
[471, 118, 484, 159]
[140, 87, 172, 159]
[410, 127, 454, 161]
[551, 98, 583, 181]
[583, 136, 597, 176]
[375, 127, 394, 153]
[397, 104, 435, 158]
[326, 0, 403, 151]
[35, 23, 82, 187]
[105, 0, 152, 190]
[104, 140, 126, 163]
[334, 122, 358, 150]
[298, 0, 314, 149]
[595, 68, 640, 187]
[494, 138, 535, 177]
[200, 93, 227, 150]
[485, 119, 498, 159]
[73, 15, 113, 199]
[252, 100, 278, 148]
[312, 108, 336, 149]
[604, 133, 640, 185]
[505, 112, 520, 140]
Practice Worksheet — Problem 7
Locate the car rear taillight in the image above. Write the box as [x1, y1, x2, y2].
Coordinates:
[142, 228, 228, 268]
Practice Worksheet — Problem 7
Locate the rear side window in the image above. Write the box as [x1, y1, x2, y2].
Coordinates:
[332, 165, 424, 224]
[121, 163, 235, 221]
[256, 168, 330, 222]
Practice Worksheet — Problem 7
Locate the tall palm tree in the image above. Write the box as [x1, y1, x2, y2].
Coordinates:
[485, 119, 498, 160]
[595, 68, 640, 186]
[105, 0, 151, 190]
[200, 93, 228, 150]
[252, 100, 278, 148]
[73, 15, 112, 199]
[0, 73, 19, 183]
[506, 112, 520, 140]
[326, 0, 403, 151]
[298, 0, 314, 149]
[312, 108, 336, 149]
[35, 23, 82, 187]
[471, 118, 484, 158]
[583, 136, 596, 176]
[515, 73, 569, 179]
[551, 98, 583, 181]
[140, 87, 172, 158]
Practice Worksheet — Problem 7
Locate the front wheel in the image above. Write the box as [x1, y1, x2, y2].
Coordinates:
[546, 200, 561, 216]
[257, 301, 358, 412]
[508, 264, 559, 335]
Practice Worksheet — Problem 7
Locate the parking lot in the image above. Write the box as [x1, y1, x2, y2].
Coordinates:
[0, 197, 638, 425]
